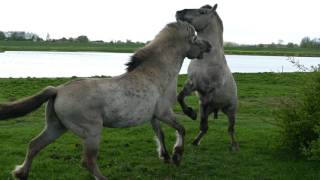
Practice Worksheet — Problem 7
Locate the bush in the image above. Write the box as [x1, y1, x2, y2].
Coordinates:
[275, 72, 320, 160]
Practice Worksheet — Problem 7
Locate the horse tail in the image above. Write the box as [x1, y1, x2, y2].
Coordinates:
[0, 86, 57, 120]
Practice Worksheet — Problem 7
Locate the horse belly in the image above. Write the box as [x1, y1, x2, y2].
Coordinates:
[208, 80, 237, 108]
[102, 98, 157, 128]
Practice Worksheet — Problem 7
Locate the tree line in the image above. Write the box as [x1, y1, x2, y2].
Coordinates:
[300, 37, 320, 48]
[0, 31, 91, 43]
[0, 31, 145, 45]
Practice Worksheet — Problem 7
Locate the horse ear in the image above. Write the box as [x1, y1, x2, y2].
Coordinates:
[212, 4, 218, 11]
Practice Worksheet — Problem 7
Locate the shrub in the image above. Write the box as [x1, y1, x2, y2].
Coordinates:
[275, 72, 320, 160]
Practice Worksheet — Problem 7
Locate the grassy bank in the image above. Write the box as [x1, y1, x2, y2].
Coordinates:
[0, 41, 144, 53]
[224, 46, 320, 57]
[0, 73, 319, 179]
[1, 41, 320, 57]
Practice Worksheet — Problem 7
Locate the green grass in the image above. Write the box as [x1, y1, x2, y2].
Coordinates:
[224, 47, 320, 57]
[0, 41, 144, 53]
[1, 41, 320, 57]
[0, 73, 319, 179]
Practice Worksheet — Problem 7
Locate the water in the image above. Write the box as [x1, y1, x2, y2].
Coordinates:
[1, 51, 320, 78]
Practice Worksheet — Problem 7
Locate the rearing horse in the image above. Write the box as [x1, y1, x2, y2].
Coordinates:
[0, 22, 211, 180]
[176, 4, 239, 150]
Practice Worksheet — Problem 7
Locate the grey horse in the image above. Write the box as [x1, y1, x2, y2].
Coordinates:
[0, 22, 211, 180]
[176, 4, 239, 150]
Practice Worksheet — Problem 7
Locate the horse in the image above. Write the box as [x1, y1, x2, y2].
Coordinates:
[176, 4, 239, 150]
[0, 21, 211, 180]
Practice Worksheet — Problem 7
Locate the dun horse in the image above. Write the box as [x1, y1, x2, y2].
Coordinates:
[176, 4, 239, 150]
[0, 22, 211, 180]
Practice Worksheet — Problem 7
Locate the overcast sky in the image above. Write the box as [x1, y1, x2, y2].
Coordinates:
[1, 0, 319, 44]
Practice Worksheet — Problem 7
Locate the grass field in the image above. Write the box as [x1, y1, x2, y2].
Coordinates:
[1, 41, 320, 57]
[224, 46, 320, 57]
[0, 73, 319, 179]
[0, 41, 144, 53]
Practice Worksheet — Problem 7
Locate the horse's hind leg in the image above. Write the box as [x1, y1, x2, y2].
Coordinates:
[151, 118, 170, 163]
[192, 101, 210, 146]
[13, 99, 66, 179]
[222, 107, 239, 151]
[82, 134, 106, 180]
[156, 110, 185, 166]
[178, 80, 197, 120]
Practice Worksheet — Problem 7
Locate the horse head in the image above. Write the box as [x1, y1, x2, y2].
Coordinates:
[164, 22, 211, 59]
[176, 4, 222, 33]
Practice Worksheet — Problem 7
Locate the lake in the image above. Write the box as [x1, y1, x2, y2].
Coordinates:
[1, 51, 320, 78]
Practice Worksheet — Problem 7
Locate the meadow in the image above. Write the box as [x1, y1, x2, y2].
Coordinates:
[0, 73, 319, 179]
[1, 41, 320, 57]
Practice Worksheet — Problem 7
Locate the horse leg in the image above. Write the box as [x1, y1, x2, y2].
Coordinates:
[156, 110, 185, 166]
[82, 134, 106, 180]
[222, 107, 239, 151]
[213, 108, 219, 119]
[192, 100, 210, 146]
[177, 80, 197, 120]
[12, 101, 66, 179]
[151, 118, 170, 163]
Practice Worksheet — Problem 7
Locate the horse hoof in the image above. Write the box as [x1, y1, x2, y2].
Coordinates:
[12, 166, 28, 180]
[191, 139, 200, 146]
[81, 160, 88, 168]
[185, 107, 197, 120]
[229, 143, 240, 152]
[172, 153, 182, 166]
[160, 153, 171, 164]
[95, 176, 108, 180]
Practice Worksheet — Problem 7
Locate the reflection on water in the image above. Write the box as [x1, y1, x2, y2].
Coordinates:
[1, 51, 320, 77]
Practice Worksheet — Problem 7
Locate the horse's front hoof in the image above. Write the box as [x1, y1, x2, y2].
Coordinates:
[172, 153, 182, 166]
[12, 165, 28, 180]
[184, 107, 197, 120]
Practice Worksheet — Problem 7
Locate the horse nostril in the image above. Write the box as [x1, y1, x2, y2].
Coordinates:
[205, 42, 212, 52]
[206, 46, 211, 52]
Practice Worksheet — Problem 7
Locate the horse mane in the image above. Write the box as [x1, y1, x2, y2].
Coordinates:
[200, 4, 224, 46]
[215, 12, 224, 32]
[126, 22, 192, 72]
[126, 48, 151, 72]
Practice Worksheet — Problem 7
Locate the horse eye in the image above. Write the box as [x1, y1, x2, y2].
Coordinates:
[199, 10, 206, 15]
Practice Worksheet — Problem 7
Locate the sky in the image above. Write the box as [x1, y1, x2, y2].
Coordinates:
[1, 0, 319, 44]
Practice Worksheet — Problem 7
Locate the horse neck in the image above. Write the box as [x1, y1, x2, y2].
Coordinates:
[134, 46, 184, 92]
[198, 23, 225, 64]
[198, 23, 223, 48]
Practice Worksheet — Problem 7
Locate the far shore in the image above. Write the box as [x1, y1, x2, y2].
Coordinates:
[1, 41, 320, 57]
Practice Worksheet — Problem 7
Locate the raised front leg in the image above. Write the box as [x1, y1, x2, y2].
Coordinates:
[177, 80, 197, 120]
[155, 109, 185, 166]
[192, 100, 211, 146]
[151, 118, 170, 163]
